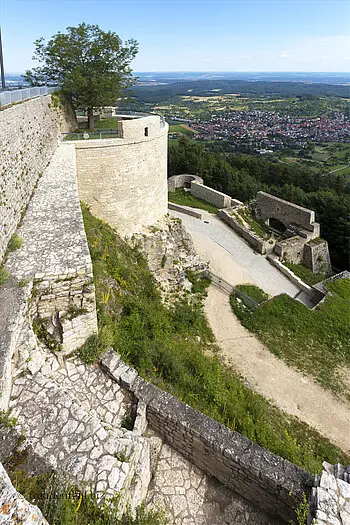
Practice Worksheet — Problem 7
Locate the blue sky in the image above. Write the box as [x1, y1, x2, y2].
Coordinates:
[1, 0, 349, 72]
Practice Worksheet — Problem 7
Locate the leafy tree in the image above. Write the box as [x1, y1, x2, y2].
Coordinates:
[24, 23, 138, 129]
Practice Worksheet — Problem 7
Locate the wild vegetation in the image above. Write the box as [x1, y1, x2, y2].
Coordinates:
[230, 280, 350, 398]
[168, 188, 218, 213]
[81, 204, 349, 473]
[284, 263, 325, 286]
[168, 137, 350, 270]
[8, 470, 167, 525]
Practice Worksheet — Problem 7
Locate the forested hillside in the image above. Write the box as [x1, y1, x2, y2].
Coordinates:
[131, 79, 350, 104]
[168, 137, 350, 270]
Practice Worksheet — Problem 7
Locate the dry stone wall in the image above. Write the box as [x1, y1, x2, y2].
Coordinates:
[0, 94, 76, 261]
[101, 349, 313, 524]
[74, 115, 168, 236]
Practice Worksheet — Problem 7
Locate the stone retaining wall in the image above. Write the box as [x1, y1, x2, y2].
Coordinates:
[101, 349, 313, 523]
[168, 202, 202, 219]
[191, 181, 231, 208]
[266, 256, 324, 305]
[167, 174, 204, 192]
[218, 209, 266, 254]
[1, 144, 98, 410]
[0, 94, 76, 261]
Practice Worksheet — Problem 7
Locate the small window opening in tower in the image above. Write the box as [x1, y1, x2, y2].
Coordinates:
[144, 127, 149, 137]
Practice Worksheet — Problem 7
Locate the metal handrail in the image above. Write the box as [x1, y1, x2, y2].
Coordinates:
[207, 271, 259, 308]
[0, 86, 59, 108]
[61, 129, 121, 141]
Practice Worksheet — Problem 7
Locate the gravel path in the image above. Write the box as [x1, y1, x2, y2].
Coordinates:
[169, 208, 304, 300]
[169, 207, 350, 453]
[205, 285, 350, 454]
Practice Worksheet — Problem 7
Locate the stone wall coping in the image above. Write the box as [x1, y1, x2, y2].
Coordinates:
[100, 348, 313, 522]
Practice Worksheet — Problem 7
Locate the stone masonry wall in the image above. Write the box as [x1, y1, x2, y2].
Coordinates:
[303, 239, 332, 276]
[255, 192, 319, 234]
[168, 174, 204, 192]
[311, 463, 350, 524]
[5, 144, 97, 355]
[218, 209, 266, 254]
[191, 181, 232, 208]
[0, 94, 76, 261]
[74, 116, 168, 236]
[101, 349, 313, 524]
[274, 235, 306, 264]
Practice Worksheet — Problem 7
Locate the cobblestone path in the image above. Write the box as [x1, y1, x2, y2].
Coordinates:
[147, 443, 282, 525]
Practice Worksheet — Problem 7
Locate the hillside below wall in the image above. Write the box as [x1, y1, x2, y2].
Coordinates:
[0, 94, 76, 261]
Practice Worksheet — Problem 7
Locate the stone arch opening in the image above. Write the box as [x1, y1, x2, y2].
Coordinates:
[268, 217, 287, 233]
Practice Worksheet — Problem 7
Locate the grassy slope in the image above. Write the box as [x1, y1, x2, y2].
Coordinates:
[284, 262, 325, 286]
[230, 280, 350, 398]
[168, 189, 218, 213]
[82, 205, 349, 473]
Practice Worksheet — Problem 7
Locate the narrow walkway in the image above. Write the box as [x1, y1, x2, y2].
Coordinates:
[205, 285, 350, 454]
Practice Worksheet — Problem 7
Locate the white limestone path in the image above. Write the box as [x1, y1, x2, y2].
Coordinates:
[205, 285, 350, 454]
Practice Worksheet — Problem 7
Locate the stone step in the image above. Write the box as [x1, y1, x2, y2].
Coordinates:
[9, 358, 151, 504]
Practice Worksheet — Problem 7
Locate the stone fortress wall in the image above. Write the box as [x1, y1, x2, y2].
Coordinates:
[74, 115, 169, 236]
[254, 191, 319, 235]
[0, 94, 348, 524]
[0, 93, 76, 261]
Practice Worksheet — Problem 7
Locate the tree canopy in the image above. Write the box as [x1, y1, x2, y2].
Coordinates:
[24, 23, 138, 129]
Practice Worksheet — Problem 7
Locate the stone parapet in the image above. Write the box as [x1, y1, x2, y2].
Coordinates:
[0, 94, 76, 262]
[191, 181, 231, 208]
[5, 144, 97, 354]
[100, 349, 313, 523]
[167, 174, 204, 192]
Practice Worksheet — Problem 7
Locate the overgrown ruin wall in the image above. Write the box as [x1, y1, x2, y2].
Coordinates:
[0, 94, 76, 261]
[255, 191, 319, 235]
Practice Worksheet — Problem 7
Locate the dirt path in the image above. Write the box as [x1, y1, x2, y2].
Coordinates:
[205, 285, 350, 454]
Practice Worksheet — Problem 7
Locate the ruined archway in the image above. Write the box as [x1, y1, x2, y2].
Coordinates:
[267, 217, 287, 234]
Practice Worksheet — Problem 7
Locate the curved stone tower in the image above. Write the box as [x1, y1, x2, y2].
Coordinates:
[74, 114, 168, 235]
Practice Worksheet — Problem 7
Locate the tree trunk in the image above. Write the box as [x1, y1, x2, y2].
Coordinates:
[87, 107, 95, 130]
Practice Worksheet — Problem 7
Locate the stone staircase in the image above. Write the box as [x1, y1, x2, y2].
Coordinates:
[8, 319, 152, 510]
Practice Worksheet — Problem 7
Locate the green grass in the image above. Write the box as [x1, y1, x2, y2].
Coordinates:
[235, 284, 269, 303]
[284, 263, 326, 286]
[7, 233, 24, 252]
[0, 266, 10, 285]
[81, 204, 349, 473]
[230, 279, 350, 398]
[236, 208, 270, 239]
[9, 470, 167, 525]
[168, 124, 195, 137]
[168, 189, 218, 213]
